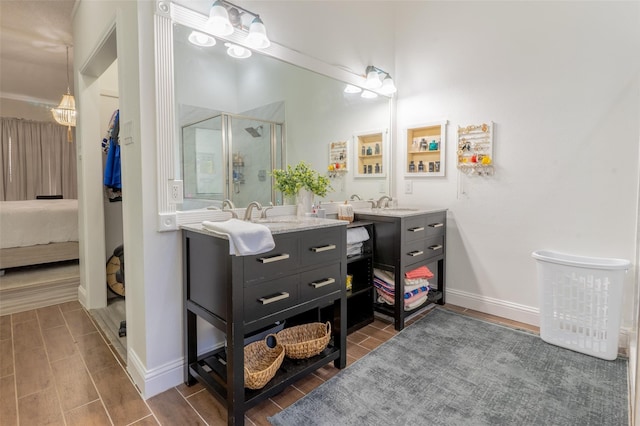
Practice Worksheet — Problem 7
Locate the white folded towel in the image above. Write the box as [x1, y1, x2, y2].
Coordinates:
[202, 219, 275, 256]
[346, 227, 370, 244]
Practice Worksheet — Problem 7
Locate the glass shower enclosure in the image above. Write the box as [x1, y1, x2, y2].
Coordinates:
[180, 113, 284, 210]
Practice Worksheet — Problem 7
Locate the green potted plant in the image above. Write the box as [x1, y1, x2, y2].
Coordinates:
[272, 161, 332, 215]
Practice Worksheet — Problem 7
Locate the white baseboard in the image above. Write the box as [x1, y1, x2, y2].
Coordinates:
[447, 289, 630, 351]
[77, 284, 87, 308]
[127, 342, 224, 399]
[446, 288, 540, 327]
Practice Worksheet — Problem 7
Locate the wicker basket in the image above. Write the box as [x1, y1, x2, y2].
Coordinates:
[244, 334, 285, 389]
[338, 203, 354, 223]
[276, 322, 331, 359]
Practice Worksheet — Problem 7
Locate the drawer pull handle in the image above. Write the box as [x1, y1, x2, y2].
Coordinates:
[429, 223, 444, 228]
[310, 277, 336, 288]
[429, 244, 443, 251]
[408, 227, 425, 233]
[258, 292, 290, 305]
[311, 244, 336, 253]
[408, 250, 424, 257]
[258, 253, 290, 264]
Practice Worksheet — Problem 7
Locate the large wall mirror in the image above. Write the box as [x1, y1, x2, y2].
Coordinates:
[155, 1, 393, 228]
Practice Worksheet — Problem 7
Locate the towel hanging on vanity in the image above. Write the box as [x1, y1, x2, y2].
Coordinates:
[202, 219, 275, 256]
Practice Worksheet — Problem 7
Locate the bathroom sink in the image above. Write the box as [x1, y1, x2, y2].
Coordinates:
[252, 217, 303, 224]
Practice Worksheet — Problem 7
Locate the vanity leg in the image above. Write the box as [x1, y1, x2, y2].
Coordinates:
[333, 296, 347, 369]
[185, 310, 197, 385]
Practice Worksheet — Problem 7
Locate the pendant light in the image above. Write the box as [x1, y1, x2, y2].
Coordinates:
[51, 45, 76, 142]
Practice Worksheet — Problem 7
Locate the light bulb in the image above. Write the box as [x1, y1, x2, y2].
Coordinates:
[225, 43, 252, 59]
[344, 84, 362, 94]
[246, 16, 271, 49]
[208, 0, 233, 36]
[379, 75, 397, 95]
[365, 66, 382, 89]
[188, 31, 216, 47]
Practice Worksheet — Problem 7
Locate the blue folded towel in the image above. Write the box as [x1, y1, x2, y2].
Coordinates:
[202, 219, 275, 256]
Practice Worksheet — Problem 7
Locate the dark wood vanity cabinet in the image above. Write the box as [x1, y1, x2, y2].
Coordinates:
[182, 224, 347, 426]
[354, 210, 447, 331]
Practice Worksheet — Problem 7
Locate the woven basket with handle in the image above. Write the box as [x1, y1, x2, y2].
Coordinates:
[276, 321, 331, 359]
[244, 334, 284, 389]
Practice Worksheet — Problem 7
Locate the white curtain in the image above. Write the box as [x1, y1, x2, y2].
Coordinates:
[0, 118, 77, 201]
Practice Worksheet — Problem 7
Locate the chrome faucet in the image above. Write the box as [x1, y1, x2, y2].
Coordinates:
[367, 199, 377, 209]
[350, 194, 361, 200]
[221, 199, 238, 218]
[260, 202, 274, 219]
[244, 201, 263, 221]
[377, 195, 392, 209]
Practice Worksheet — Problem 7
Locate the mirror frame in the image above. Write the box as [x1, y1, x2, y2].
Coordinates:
[153, 1, 392, 231]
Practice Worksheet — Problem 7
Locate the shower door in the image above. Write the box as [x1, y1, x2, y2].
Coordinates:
[228, 116, 282, 207]
[180, 114, 283, 209]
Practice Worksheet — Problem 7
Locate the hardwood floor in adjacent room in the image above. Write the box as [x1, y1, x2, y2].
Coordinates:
[0, 302, 539, 425]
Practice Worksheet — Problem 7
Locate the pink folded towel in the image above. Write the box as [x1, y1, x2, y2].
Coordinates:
[405, 265, 434, 280]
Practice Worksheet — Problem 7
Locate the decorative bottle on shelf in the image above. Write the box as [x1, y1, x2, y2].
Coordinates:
[375, 143, 380, 154]
[361, 145, 366, 156]
[409, 161, 416, 172]
[375, 163, 380, 173]
[418, 160, 424, 172]
[420, 139, 428, 151]
[363, 165, 367, 174]
[366, 146, 373, 156]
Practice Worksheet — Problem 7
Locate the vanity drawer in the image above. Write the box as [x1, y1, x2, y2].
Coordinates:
[403, 239, 430, 264]
[299, 263, 342, 303]
[402, 236, 444, 264]
[244, 233, 300, 284]
[300, 227, 343, 266]
[424, 212, 446, 238]
[244, 274, 299, 322]
[403, 212, 446, 242]
[403, 216, 428, 243]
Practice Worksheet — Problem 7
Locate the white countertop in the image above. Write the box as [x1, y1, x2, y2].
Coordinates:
[181, 216, 348, 236]
[352, 207, 447, 218]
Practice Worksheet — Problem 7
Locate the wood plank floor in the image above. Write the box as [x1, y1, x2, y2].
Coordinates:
[0, 302, 539, 425]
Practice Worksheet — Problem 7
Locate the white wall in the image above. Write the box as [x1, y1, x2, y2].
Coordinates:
[394, 1, 640, 326]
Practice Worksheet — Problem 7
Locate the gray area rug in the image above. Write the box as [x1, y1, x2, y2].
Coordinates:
[269, 309, 628, 426]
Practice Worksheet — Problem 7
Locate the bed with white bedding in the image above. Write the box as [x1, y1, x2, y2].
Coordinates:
[0, 199, 79, 269]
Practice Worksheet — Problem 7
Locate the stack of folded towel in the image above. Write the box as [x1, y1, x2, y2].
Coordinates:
[373, 265, 433, 311]
[346, 226, 370, 257]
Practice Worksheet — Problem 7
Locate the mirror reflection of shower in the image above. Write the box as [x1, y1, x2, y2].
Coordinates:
[181, 111, 283, 209]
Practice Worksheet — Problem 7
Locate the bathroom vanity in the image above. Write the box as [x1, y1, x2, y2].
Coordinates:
[354, 208, 447, 331]
[181, 218, 347, 426]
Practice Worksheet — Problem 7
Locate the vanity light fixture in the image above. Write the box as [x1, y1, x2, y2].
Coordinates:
[206, 0, 271, 49]
[225, 42, 252, 59]
[364, 65, 397, 94]
[188, 31, 216, 47]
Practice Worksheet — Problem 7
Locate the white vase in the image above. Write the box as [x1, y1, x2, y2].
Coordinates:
[296, 189, 314, 217]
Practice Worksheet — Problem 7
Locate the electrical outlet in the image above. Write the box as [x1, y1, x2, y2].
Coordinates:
[169, 180, 183, 204]
[404, 180, 413, 194]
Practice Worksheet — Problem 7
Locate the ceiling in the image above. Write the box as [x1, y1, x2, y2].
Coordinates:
[0, 0, 76, 109]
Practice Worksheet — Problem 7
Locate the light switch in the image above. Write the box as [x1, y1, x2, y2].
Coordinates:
[404, 180, 413, 194]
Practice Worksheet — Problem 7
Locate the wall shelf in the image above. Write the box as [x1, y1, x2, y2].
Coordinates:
[404, 121, 447, 177]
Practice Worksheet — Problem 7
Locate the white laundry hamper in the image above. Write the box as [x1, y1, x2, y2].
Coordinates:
[532, 250, 630, 360]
